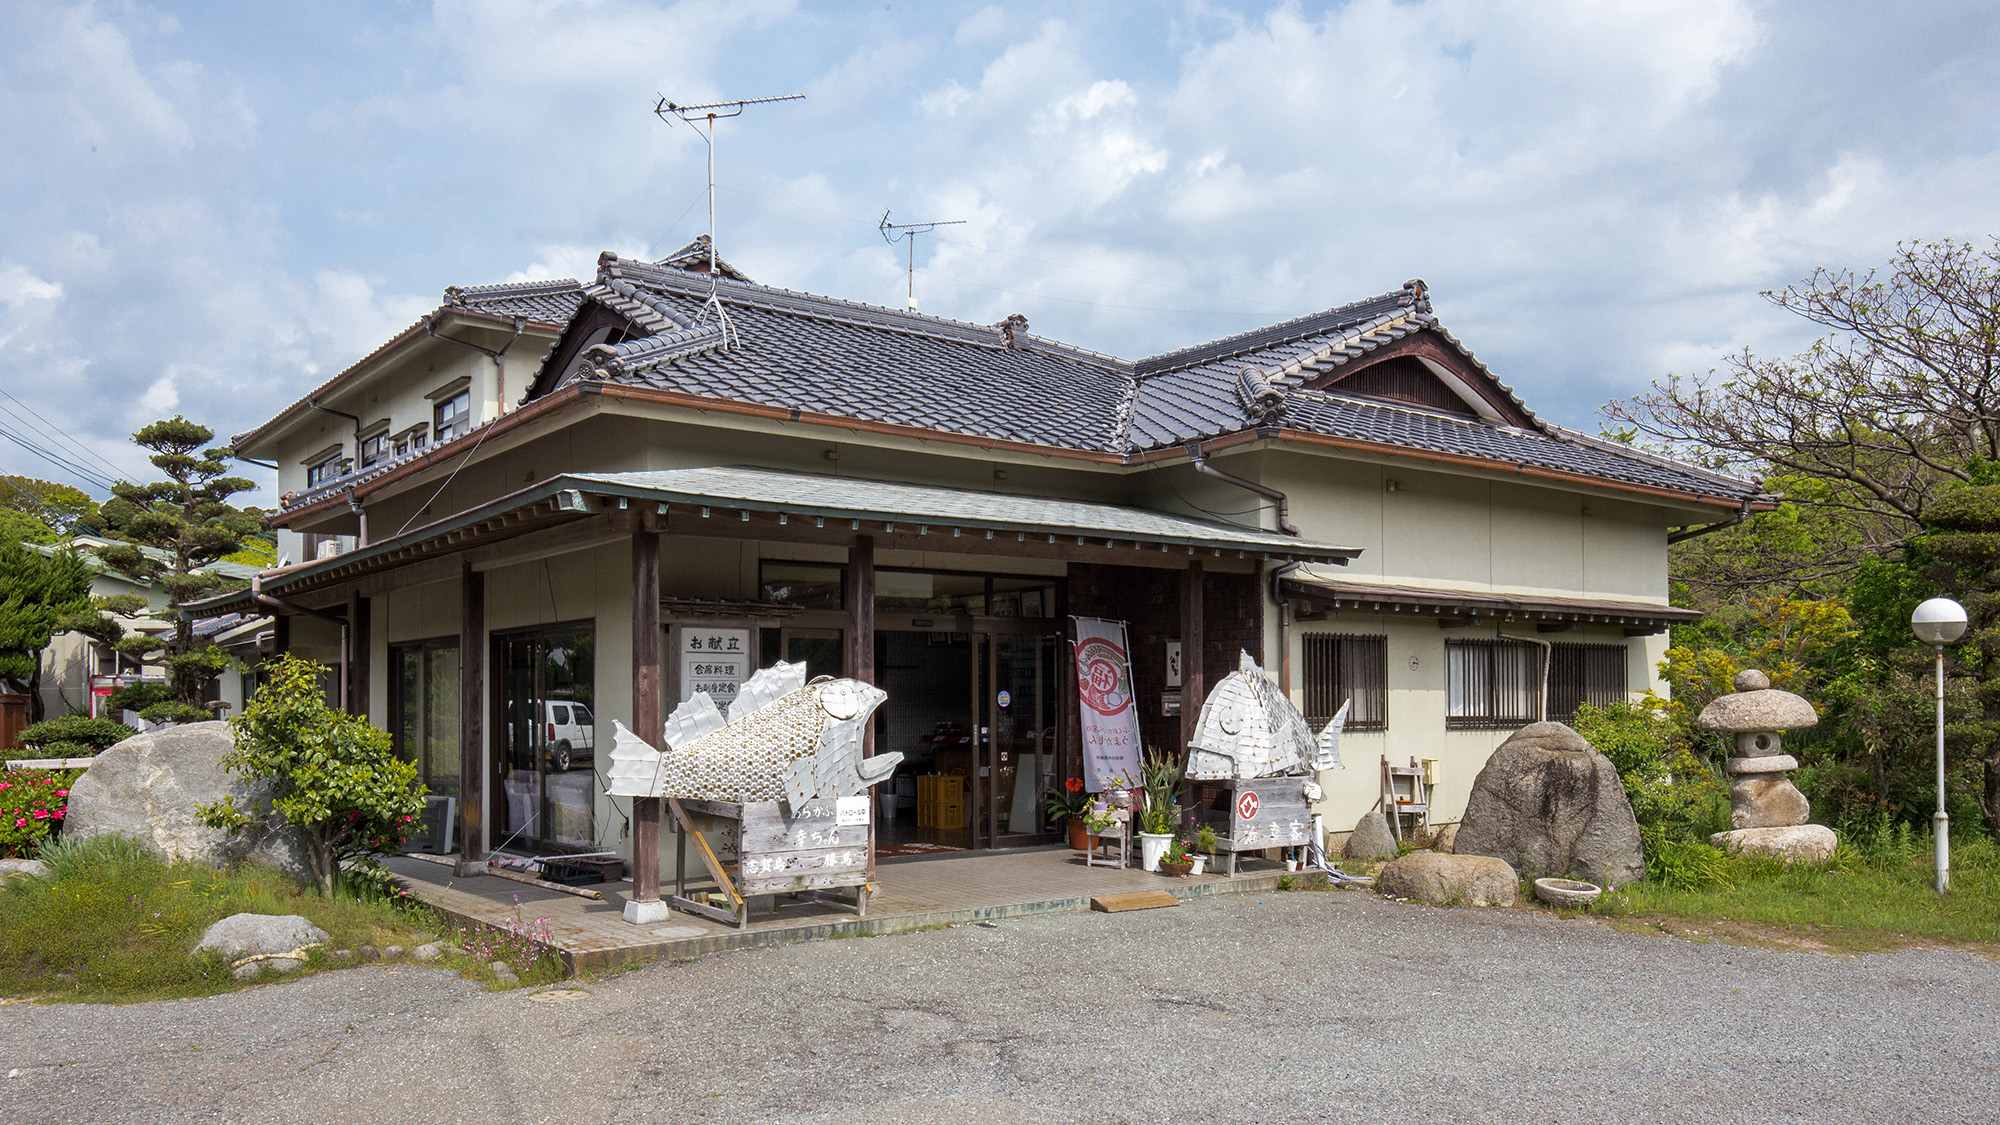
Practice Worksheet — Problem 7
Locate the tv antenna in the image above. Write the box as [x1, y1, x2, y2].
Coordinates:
[879, 210, 964, 311]
[654, 92, 804, 345]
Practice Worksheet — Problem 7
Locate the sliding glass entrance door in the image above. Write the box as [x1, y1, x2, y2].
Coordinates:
[978, 632, 1062, 847]
[494, 623, 596, 853]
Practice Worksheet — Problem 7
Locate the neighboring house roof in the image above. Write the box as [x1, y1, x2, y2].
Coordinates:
[27, 536, 261, 583]
[232, 277, 585, 454]
[1281, 574, 1702, 633]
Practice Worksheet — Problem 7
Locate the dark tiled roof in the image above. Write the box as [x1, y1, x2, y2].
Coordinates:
[442, 278, 586, 324]
[505, 257, 1764, 506]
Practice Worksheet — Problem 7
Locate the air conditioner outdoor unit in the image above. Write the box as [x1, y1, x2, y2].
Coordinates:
[413, 795, 456, 855]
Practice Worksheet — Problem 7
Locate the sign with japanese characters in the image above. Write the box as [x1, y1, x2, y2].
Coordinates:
[677, 627, 751, 712]
[1074, 617, 1143, 793]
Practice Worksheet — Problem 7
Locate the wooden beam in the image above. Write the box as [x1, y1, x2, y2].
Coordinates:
[631, 527, 663, 904]
[1181, 560, 1204, 751]
[349, 594, 371, 718]
[455, 561, 486, 875]
[846, 535, 877, 881]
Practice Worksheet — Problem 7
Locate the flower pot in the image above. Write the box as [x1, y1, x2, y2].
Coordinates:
[1159, 858, 1193, 878]
[1067, 818, 1090, 851]
[1189, 854, 1206, 876]
[1137, 832, 1173, 872]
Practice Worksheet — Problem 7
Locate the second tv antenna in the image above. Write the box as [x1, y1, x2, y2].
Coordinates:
[879, 210, 964, 311]
[655, 92, 804, 344]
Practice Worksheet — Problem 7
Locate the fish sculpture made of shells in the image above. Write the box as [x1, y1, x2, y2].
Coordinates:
[1185, 651, 1347, 781]
[605, 660, 899, 807]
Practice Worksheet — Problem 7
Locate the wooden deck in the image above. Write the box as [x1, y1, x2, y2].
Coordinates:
[383, 846, 1305, 974]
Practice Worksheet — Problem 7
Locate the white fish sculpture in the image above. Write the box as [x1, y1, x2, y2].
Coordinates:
[605, 660, 899, 807]
[1185, 651, 1347, 781]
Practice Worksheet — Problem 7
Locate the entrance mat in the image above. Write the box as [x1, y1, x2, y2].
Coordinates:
[876, 842, 968, 859]
[1091, 890, 1181, 913]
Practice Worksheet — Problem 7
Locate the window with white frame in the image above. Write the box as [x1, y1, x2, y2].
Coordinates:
[433, 390, 470, 442]
[306, 455, 346, 488]
[1446, 638, 1543, 730]
[360, 429, 390, 467]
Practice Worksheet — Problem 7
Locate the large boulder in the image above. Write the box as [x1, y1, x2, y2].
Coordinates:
[194, 913, 329, 958]
[1343, 809, 1398, 860]
[1376, 852, 1518, 906]
[1453, 721, 1645, 888]
[65, 722, 311, 881]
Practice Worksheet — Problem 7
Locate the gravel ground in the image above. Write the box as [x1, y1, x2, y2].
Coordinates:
[2, 889, 1997, 1124]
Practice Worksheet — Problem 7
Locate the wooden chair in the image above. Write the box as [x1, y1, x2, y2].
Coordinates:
[1380, 755, 1430, 844]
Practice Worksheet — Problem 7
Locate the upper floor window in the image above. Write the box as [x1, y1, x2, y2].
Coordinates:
[306, 455, 346, 488]
[1446, 638, 1542, 730]
[1302, 633, 1387, 731]
[1548, 642, 1629, 722]
[360, 430, 390, 467]
[392, 424, 428, 458]
[434, 390, 471, 443]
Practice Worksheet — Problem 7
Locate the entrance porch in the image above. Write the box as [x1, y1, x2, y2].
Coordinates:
[384, 847, 1311, 974]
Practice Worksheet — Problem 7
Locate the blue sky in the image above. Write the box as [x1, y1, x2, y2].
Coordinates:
[4, 0, 2000, 503]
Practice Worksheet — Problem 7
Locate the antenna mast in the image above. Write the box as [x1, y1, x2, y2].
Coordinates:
[878, 210, 965, 311]
[654, 92, 804, 345]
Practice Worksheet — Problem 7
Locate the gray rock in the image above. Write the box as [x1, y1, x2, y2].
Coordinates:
[1376, 852, 1518, 907]
[232, 957, 303, 981]
[412, 943, 442, 962]
[489, 961, 520, 987]
[330, 949, 356, 963]
[194, 913, 329, 958]
[1711, 824, 1838, 863]
[1731, 775, 1812, 830]
[1454, 722, 1645, 888]
[381, 945, 405, 960]
[1734, 669, 1771, 692]
[1726, 754, 1799, 775]
[64, 722, 311, 880]
[1432, 822, 1460, 854]
[1343, 809, 1398, 860]
[1697, 689, 1818, 733]
[356, 945, 379, 961]
[0, 858, 48, 878]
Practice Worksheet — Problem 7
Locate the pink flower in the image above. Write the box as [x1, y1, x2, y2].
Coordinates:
[54, 790, 66, 797]
[12, 819, 22, 827]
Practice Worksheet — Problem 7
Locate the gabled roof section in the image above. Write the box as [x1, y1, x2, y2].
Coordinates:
[658, 235, 753, 282]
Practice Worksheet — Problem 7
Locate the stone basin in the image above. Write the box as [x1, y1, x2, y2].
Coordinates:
[1533, 877, 1604, 907]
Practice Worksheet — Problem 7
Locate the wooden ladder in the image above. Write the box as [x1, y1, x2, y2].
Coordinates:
[1380, 755, 1431, 844]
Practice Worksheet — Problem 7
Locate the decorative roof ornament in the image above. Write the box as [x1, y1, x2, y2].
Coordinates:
[1186, 651, 1347, 780]
[606, 660, 898, 806]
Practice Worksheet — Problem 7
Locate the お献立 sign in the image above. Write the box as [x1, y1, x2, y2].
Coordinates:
[1074, 617, 1142, 793]
[677, 627, 750, 711]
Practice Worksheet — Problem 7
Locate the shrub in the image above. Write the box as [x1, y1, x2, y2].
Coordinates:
[17, 715, 135, 753]
[200, 655, 426, 895]
[139, 701, 213, 725]
[0, 767, 82, 857]
[1572, 700, 1726, 846]
[105, 681, 173, 717]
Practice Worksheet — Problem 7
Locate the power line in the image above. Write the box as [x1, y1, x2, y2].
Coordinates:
[0, 388, 135, 482]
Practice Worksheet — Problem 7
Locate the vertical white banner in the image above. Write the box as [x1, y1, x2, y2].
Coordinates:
[1073, 617, 1144, 792]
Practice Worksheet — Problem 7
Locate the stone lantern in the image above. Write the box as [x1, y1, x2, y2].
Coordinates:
[1697, 669, 1837, 863]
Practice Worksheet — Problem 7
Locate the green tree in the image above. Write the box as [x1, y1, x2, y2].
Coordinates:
[199, 656, 426, 896]
[95, 417, 262, 717]
[0, 475, 101, 545]
[0, 541, 95, 722]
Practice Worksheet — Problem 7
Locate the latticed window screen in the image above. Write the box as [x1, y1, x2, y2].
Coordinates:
[1446, 639, 1543, 730]
[1548, 642, 1629, 722]
[1303, 633, 1387, 731]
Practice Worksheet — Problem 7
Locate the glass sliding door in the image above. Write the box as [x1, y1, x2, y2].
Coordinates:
[494, 622, 596, 853]
[389, 639, 459, 799]
[982, 632, 1062, 846]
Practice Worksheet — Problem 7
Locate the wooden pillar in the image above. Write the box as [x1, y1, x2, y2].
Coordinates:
[271, 613, 290, 657]
[845, 535, 876, 757]
[631, 527, 663, 903]
[845, 535, 876, 879]
[1181, 561, 1205, 750]
[347, 594, 371, 718]
[456, 561, 485, 875]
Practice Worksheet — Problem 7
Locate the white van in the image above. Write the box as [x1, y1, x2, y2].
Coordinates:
[543, 701, 595, 772]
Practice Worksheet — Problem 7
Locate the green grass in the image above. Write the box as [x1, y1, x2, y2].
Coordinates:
[0, 836, 439, 1003]
[1588, 837, 2000, 953]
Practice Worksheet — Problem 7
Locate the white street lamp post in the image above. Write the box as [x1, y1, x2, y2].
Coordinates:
[1911, 597, 1968, 893]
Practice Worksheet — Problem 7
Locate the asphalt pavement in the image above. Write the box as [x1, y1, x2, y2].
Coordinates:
[2, 888, 1995, 1123]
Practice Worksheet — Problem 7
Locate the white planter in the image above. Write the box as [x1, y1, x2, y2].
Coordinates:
[1137, 832, 1173, 872]
[1189, 854, 1206, 876]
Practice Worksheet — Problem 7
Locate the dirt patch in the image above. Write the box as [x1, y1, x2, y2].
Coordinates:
[1600, 913, 2000, 959]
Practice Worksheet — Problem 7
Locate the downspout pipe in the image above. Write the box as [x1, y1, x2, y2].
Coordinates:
[251, 573, 350, 710]
[306, 397, 364, 469]
[1668, 497, 1755, 545]
[346, 489, 368, 548]
[1186, 440, 1299, 536]
[1183, 439, 1304, 693]
[426, 313, 526, 414]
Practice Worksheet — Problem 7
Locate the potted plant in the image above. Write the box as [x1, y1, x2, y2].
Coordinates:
[1134, 747, 1184, 872]
[1083, 804, 1119, 838]
[1193, 824, 1218, 874]
[1159, 836, 1195, 877]
[1044, 778, 1094, 849]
